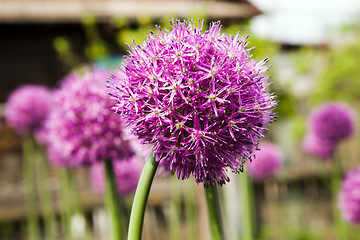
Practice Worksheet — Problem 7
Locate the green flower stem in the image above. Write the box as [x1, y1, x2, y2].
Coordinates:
[23, 134, 40, 240]
[104, 159, 125, 240]
[67, 169, 94, 240]
[184, 181, 197, 240]
[204, 185, 224, 240]
[239, 173, 254, 240]
[36, 146, 56, 240]
[331, 155, 348, 240]
[68, 169, 94, 240]
[58, 168, 74, 240]
[127, 150, 158, 240]
[169, 177, 181, 240]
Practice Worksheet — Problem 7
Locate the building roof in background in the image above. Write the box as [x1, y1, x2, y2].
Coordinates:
[0, 0, 261, 23]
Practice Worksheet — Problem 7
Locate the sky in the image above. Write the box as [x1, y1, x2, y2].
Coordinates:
[249, 0, 360, 45]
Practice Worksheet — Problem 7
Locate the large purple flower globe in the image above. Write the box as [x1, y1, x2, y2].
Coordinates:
[91, 157, 143, 197]
[45, 68, 134, 167]
[247, 142, 283, 179]
[338, 166, 360, 224]
[108, 19, 277, 186]
[5, 85, 52, 134]
[309, 102, 356, 143]
[302, 133, 335, 160]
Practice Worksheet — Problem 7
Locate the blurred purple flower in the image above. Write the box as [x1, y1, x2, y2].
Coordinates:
[247, 142, 283, 180]
[5, 85, 52, 134]
[302, 133, 335, 160]
[339, 165, 360, 225]
[309, 102, 356, 143]
[108, 19, 277, 186]
[91, 157, 143, 197]
[45, 68, 134, 167]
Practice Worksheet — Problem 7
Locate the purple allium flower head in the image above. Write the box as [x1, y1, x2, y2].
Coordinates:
[338, 165, 360, 224]
[309, 102, 356, 143]
[108, 19, 277, 186]
[45, 68, 135, 167]
[302, 133, 335, 160]
[5, 85, 52, 134]
[91, 157, 143, 197]
[247, 142, 283, 179]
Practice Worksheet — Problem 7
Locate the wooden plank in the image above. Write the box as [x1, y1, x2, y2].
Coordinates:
[0, 178, 173, 222]
[0, 189, 103, 222]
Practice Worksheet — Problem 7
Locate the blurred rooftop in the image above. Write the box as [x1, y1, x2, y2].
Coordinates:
[0, 0, 261, 23]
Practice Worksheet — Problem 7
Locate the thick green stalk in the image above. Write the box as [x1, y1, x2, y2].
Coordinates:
[184, 181, 197, 240]
[58, 168, 93, 240]
[104, 159, 125, 240]
[239, 173, 254, 240]
[58, 169, 74, 240]
[36, 146, 57, 240]
[127, 150, 158, 240]
[23, 135, 40, 240]
[204, 185, 224, 240]
[67, 169, 94, 240]
[331, 155, 348, 240]
[169, 177, 181, 240]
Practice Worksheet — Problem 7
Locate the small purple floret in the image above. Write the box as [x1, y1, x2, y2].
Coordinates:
[310, 102, 355, 143]
[338, 165, 360, 225]
[108, 19, 277, 186]
[45, 68, 134, 167]
[5, 85, 52, 134]
[247, 142, 283, 179]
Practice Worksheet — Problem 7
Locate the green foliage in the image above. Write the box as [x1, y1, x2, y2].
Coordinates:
[111, 16, 130, 29]
[112, 14, 209, 51]
[258, 225, 327, 240]
[53, 36, 81, 68]
[271, 82, 297, 121]
[53, 13, 111, 68]
[114, 16, 157, 50]
[298, 23, 360, 106]
[0, 222, 15, 236]
[310, 39, 360, 105]
[283, 227, 323, 240]
[287, 115, 307, 142]
[290, 47, 320, 74]
[81, 13, 110, 61]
